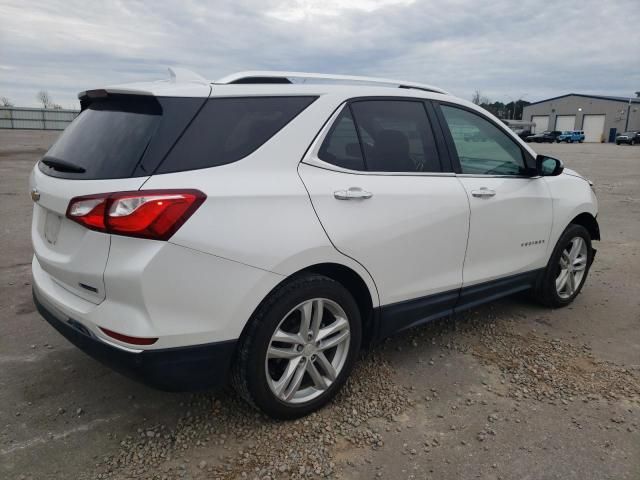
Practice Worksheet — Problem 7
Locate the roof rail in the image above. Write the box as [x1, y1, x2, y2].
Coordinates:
[213, 71, 448, 95]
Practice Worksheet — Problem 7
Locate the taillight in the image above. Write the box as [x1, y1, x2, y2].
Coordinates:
[66, 189, 205, 240]
[99, 327, 158, 346]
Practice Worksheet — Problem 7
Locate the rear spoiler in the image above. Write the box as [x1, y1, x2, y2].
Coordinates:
[78, 67, 207, 111]
[78, 88, 156, 111]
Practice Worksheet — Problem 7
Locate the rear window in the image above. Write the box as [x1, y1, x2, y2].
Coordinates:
[39, 95, 206, 180]
[156, 96, 317, 174]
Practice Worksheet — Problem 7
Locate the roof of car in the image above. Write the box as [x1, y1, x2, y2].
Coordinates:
[213, 71, 449, 94]
[79, 68, 450, 100]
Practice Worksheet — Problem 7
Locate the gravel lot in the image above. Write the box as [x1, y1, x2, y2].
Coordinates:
[1, 130, 639, 480]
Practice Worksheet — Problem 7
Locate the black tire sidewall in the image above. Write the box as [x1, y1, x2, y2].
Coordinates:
[241, 276, 362, 419]
[540, 224, 593, 307]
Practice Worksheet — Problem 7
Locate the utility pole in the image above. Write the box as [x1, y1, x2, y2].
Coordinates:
[624, 97, 632, 132]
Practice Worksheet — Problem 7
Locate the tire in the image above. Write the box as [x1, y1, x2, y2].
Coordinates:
[231, 274, 362, 419]
[534, 224, 594, 308]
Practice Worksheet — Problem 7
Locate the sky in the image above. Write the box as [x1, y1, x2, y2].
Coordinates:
[1, 0, 638, 109]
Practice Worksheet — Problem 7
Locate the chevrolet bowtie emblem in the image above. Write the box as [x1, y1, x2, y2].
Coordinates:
[30, 188, 40, 202]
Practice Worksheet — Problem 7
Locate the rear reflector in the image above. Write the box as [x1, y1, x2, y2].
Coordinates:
[66, 189, 205, 240]
[100, 327, 158, 346]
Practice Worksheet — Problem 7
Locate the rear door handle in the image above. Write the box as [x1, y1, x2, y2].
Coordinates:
[471, 187, 496, 198]
[334, 187, 373, 200]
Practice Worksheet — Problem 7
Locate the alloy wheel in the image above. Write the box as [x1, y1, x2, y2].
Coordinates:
[265, 298, 351, 404]
[555, 236, 588, 299]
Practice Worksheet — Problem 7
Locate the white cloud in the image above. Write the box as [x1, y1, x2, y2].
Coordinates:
[0, 0, 638, 108]
[265, 0, 415, 21]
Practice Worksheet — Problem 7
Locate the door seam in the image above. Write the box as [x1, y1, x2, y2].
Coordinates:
[296, 163, 382, 307]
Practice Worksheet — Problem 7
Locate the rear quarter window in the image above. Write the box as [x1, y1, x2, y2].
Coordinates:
[156, 96, 317, 174]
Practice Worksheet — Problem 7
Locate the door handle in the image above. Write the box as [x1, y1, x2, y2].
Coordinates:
[334, 187, 373, 200]
[471, 187, 496, 198]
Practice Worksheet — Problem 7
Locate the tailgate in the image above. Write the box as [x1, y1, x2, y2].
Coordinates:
[30, 167, 148, 304]
[29, 91, 209, 304]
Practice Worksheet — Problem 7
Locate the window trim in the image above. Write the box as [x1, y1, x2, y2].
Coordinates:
[433, 101, 537, 178]
[305, 96, 453, 177]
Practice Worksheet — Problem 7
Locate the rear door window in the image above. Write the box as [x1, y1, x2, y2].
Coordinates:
[317, 108, 366, 171]
[350, 100, 441, 173]
[157, 96, 317, 174]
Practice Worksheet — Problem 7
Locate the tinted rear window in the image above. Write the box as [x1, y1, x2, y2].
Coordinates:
[318, 108, 366, 171]
[351, 100, 441, 173]
[39, 95, 206, 180]
[157, 96, 317, 174]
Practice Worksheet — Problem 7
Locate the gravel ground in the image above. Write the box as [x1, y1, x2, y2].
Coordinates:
[1, 130, 639, 480]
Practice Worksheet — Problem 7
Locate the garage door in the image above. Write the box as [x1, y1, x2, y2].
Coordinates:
[555, 115, 575, 131]
[583, 115, 605, 142]
[531, 115, 549, 133]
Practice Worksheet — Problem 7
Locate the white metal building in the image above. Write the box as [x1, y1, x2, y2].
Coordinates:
[522, 94, 640, 142]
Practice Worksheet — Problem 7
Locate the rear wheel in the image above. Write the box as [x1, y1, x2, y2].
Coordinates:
[231, 274, 361, 419]
[534, 224, 593, 307]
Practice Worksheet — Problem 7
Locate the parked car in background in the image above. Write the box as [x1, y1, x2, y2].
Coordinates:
[517, 129, 532, 140]
[556, 131, 584, 143]
[501, 120, 535, 141]
[525, 130, 562, 143]
[615, 131, 640, 145]
[30, 69, 600, 418]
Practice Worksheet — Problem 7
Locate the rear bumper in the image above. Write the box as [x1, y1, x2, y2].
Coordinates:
[33, 287, 236, 391]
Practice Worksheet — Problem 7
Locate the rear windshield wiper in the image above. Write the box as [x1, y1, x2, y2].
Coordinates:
[41, 157, 86, 173]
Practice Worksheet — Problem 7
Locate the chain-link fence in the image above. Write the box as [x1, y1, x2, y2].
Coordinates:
[0, 107, 79, 130]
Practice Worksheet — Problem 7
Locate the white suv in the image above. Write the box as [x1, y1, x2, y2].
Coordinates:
[30, 70, 599, 418]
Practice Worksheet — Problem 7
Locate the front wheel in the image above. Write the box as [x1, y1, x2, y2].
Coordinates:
[231, 274, 362, 419]
[534, 224, 594, 307]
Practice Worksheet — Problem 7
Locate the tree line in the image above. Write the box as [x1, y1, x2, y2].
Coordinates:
[471, 90, 530, 120]
[0, 90, 64, 109]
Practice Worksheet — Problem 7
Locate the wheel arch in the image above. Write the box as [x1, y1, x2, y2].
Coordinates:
[299, 263, 375, 344]
[570, 212, 600, 241]
[238, 262, 378, 347]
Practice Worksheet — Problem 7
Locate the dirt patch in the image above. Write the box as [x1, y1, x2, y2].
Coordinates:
[460, 319, 640, 404]
[92, 352, 409, 480]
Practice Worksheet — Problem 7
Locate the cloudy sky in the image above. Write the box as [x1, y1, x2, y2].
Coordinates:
[1, 0, 638, 108]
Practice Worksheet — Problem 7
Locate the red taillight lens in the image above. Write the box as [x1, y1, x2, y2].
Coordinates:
[66, 189, 205, 240]
[100, 327, 158, 345]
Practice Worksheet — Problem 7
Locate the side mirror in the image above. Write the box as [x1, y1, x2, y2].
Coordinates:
[536, 155, 564, 176]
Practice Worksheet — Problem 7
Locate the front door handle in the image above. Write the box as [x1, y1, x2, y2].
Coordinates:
[334, 187, 373, 200]
[471, 187, 496, 198]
